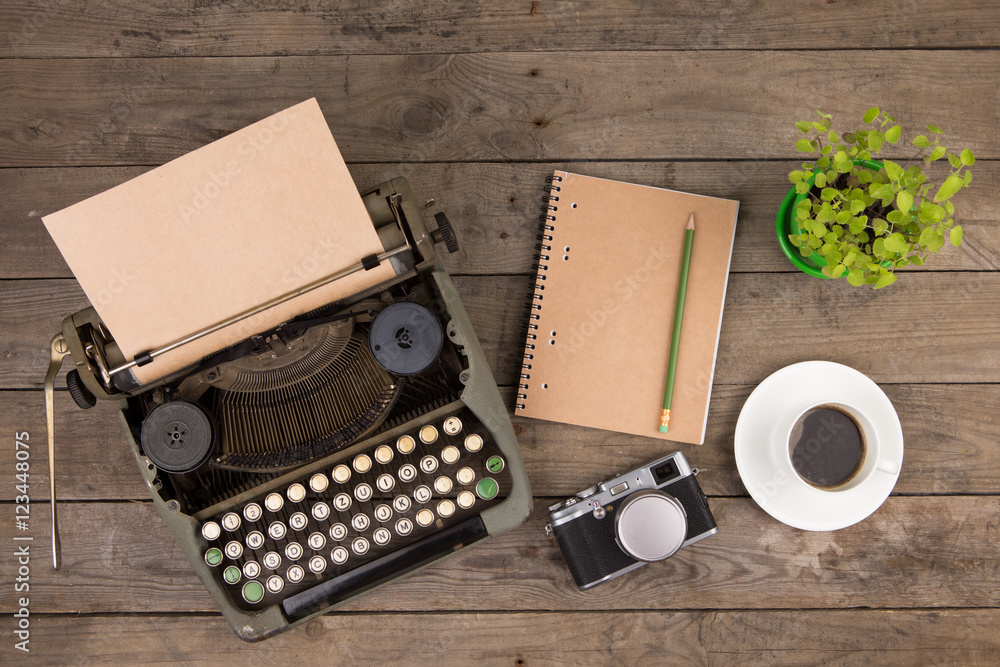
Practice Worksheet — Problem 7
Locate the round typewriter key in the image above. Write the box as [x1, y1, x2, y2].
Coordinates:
[223, 565, 241, 585]
[457, 467, 476, 486]
[221, 512, 241, 532]
[201, 521, 221, 541]
[413, 485, 432, 504]
[396, 435, 416, 455]
[331, 546, 349, 565]
[434, 476, 453, 495]
[309, 473, 329, 493]
[398, 463, 418, 483]
[309, 555, 327, 574]
[285, 542, 304, 561]
[443, 416, 463, 436]
[395, 518, 413, 536]
[353, 454, 372, 474]
[351, 537, 370, 555]
[286, 483, 307, 503]
[440, 445, 461, 465]
[225, 541, 244, 560]
[262, 551, 281, 570]
[457, 490, 476, 509]
[246, 531, 265, 550]
[243, 561, 261, 579]
[352, 513, 370, 532]
[486, 456, 506, 474]
[355, 483, 373, 502]
[264, 493, 284, 512]
[374, 504, 393, 522]
[373, 527, 392, 546]
[415, 509, 435, 527]
[419, 425, 439, 444]
[333, 493, 352, 511]
[308, 532, 327, 551]
[464, 434, 484, 452]
[243, 503, 262, 522]
[376, 473, 395, 493]
[375, 445, 394, 465]
[289, 512, 308, 531]
[242, 580, 265, 604]
[329, 523, 348, 541]
[332, 464, 351, 484]
[393, 495, 412, 513]
[286, 564, 305, 584]
[311, 502, 331, 521]
[204, 547, 223, 567]
[420, 455, 439, 474]
[476, 478, 499, 500]
[436, 499, 456, 518]
[266, 575, 284, 594]
[268, 521, 287, 540]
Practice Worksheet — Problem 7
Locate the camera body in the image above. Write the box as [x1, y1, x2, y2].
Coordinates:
[546, 451, 718, 590]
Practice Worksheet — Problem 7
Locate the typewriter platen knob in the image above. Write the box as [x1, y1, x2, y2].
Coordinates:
[66, 369, 97, 410]
[432, 212, 460, 254]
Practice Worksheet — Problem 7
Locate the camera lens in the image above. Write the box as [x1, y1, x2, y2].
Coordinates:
[614, 490, 687, 562]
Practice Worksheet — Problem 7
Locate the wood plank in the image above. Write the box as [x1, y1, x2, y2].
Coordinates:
[4, 382, 998, 501]
[18, 610, 1000, 664]
[3, 497, 999, 613]
[2, 51, 998, 167]
[5, 161, 997, 280]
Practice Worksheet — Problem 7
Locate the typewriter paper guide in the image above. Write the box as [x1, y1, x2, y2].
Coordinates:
[43, 98, 395, 385]
[518, 172, 739, 445]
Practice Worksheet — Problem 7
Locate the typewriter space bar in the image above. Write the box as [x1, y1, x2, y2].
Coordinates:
[281, 516, 488, 620]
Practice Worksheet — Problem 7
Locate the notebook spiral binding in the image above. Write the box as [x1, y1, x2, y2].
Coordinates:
[515, 174, 562, 411]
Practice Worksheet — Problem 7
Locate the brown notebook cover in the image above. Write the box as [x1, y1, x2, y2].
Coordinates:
[516, 171, 739, 445]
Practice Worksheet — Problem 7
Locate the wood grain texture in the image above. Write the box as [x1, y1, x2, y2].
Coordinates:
[16, 610, 1000, 665]
[2, 51, 998, 167]
[3, 497, 999, 614]
[5, 160, 997, 280]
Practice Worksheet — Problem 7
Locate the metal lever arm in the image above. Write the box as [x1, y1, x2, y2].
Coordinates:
[44, 334, 69, 570]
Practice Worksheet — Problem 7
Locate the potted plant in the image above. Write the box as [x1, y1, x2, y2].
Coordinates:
[776, 108, 974, 288]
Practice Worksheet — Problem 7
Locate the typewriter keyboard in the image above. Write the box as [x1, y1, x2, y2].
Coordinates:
[199, 410, 512, 612]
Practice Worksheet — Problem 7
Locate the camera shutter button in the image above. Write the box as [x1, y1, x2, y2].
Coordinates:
[615, 490, 688, 562]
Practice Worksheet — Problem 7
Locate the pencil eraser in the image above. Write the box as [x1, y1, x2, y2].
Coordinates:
[659, 425, 669, 433]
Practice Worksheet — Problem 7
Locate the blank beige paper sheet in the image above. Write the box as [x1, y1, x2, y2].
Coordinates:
[43, 98, 395, 385]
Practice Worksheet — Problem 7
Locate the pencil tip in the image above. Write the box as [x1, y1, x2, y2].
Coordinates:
[687, 212, 695, 230]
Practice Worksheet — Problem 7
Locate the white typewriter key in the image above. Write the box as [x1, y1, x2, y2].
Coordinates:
[373, 527, 392, 546]
[353, 454, 372, 474]
[374, 504, 393, 523]
[393, 495, 412, 513]
[225, 541, 244, 560]
[413, 485, 432, 504]
[329, 523, 348, 541]
[243, 561, 261, 579]
[352, 513, 370, 532]
[351, 537, 370, 556]
[398, 463, 418, 483]
[309, 555, 327, 574]
[309, 473, 329, 493]
[221, 512, 241, 532]
[333, 493, 352, 512]
[434, 476, 453, 495]
[311, 501, 331, 521]
[464, 434, 484, 452]
[285, 542, 304, 561]
[246, 531, 265, 550]
[331, 546, 349, 565]
[443, 416, 463, 436]
[441, 445, 461, 465]
[457, 467, 476, 486]
[457, 490, 476, 510]
[268, 521, 287, 540]
[395, 517, 414, 536]
[289, 512, 308, 531]
[266, 575, 284, 594]
[201, 521, 221, 541]
[286, 483, 307, 503]
[264, 493, 284, 512]
[263, 551, 282, 570]
[415, 509, 435, 527]
[243, 503, 262, 522]
[308, 532, 327, 551]
[332, 464, 351, 484]
[375, 445, 394, 465]
[419, 425, 439, 444]
[376, 474, 395, 493]
[436, 499, 456, 518]
[396, 435, 416, 455]
[355, 483, 373, 502]
[420, 455, 439, 474]
[286, 564, 305, 584]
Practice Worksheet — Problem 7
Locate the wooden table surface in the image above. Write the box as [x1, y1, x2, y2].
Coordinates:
[2, 2, 999, 664]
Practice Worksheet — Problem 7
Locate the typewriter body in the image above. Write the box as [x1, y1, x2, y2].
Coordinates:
[45, 177, 532, 641]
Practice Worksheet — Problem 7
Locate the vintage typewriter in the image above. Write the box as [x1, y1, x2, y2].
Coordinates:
[43, 177, 532, 641]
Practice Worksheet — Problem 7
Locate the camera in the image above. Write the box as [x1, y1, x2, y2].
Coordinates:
[545, 451, 718, 590]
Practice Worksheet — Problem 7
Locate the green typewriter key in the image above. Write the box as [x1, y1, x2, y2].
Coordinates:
[486, 456, 505, 474]
[476, 478, 499, 501]
[223, 566, 241, 585]
[204, 547, 224, 567]
[242, 580, 265, 604]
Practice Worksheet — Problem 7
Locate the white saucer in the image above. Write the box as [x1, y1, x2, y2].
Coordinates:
[734, 361, 903, 531]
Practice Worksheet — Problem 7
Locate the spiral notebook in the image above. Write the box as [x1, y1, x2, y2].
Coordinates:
[515, 171, 740, 445]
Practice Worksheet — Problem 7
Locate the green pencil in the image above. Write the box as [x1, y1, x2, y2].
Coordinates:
[660, 212, 695, 434]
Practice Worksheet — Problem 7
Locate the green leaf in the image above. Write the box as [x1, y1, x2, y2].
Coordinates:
[910, 255, 924, 266]
[795, 121, 812, 133]
[820, 145, 833, 155]
[863, 107, 880, 123]
[929, 145, 947, 161]
[883, 160, 903, 181]
[867, 131, 885, 154]
[948, 153, 962, 169]
[795, 181, 810, 194]
[847, 269, 865, 287]
[884, 233, 908, 254]
[789, 170, 804, 183]
[795, 139, 814, 152]
[918, 226, 936, 247]
[887, 209, 904, 224]
[831, 263, 847, 278]
[928, 232, 945, 253]
[849, 218, 866, 234]
[827, 130, 840, 143]
[927, 124, 944, 134]
[872, 218, 889, 235]
[896, 190, 913, 212]
[950, 225, 963, 246]
[874, 272, 897, 289]
[885, 125, 901, 144]
[964, 171, 973, 186]
[816, 156, 831, 169]
[835, 210, 851, 225]
[821, 187, 838, 201]
[933, 174, 964, 203]
[857, 169, 872, 184]
[960, 148, 975, 166]
[814, 172, 827, 187]
[872, 238, 886, 257]
[913, 135, 931, 148]
[850, 199, 866, 215]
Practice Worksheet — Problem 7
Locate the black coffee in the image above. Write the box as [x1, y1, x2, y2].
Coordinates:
[789, 406, 866, 488]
